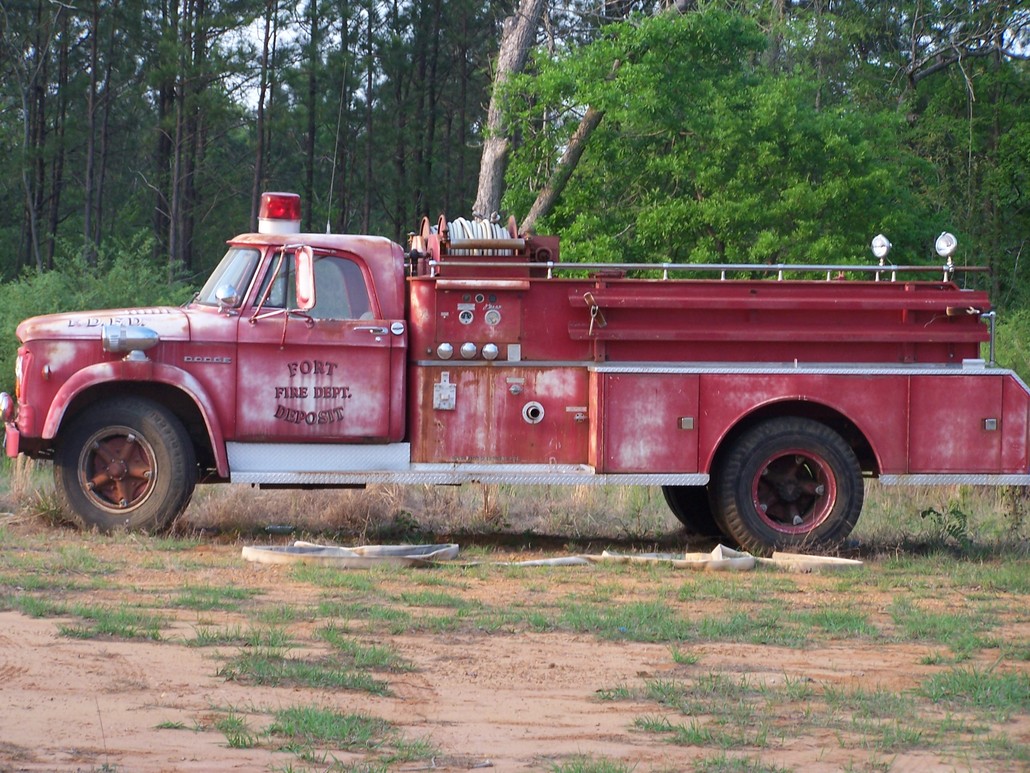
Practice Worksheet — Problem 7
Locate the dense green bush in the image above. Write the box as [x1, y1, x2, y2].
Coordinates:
[995, 309, 1030, 385]
[0, 233, 193, 394]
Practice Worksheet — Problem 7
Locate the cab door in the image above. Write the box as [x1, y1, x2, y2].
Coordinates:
[233, 249, 400, 442]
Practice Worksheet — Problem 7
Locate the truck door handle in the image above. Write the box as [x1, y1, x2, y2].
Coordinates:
[355, 325, 388, 335]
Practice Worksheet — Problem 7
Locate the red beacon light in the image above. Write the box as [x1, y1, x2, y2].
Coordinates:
[258, 192, 302, 235]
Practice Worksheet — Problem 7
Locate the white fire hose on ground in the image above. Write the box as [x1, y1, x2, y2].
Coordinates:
[241, 542, 862, 572]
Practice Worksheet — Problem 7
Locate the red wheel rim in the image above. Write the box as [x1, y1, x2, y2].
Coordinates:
[750, 448, 836, 535]
[78, 427, 157, 513]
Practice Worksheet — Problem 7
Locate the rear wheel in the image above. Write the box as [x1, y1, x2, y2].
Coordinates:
[54, 397, 197, 532]
[712, 417, 862, 553]
[661, 486, 723, 537]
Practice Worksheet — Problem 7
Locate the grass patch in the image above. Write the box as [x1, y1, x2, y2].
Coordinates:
[291, 563, 381, 591]
[396, 589, 472, 609]
[693, 755, 792, 772]
[317, 623, 413, 671]
[269, 704, 435, 763]
[920, 666, 1030, 721]
[58, 604, 165, 640]
[270, 705, 390, 750]
[215, 707, 257, 749]
[559, 599, 693, 642]
[548, 755, 636, 772]
[889, 597, 994, 655]
[697, 609, 806, 647]
[795, 608, 879, 638]
[6, 594, 67, 618]
[316, 599, 414, 632]
[187, 624, 291, 649]
[0, 482, 1027, 771]
[217, 647, 391, 695]
[172, 584, 258, 611]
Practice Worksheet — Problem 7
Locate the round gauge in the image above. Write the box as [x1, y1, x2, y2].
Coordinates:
[484, 309, 502, 326]
[458, 309, 474, 325]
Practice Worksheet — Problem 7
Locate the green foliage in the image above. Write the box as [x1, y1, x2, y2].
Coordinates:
[0, 233, 192, 394]
[920, 667, 1030, 722]
[269, 705, 390, 749]
[503, 10, 939, 266]
[995, 309, 1030, 383]
[919, 502, 974, 550]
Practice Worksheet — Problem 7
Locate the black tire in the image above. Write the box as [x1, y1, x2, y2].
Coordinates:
[661, 485, 723, 537]
[54, 397, 197, 532]
[712, 417, 863, 554]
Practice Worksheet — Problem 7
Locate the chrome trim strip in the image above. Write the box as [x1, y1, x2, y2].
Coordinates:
[226, 445, 709, 486]
[880, 474, 1030, 486]
[413, 360, 1022, 380]
[231, 471, 709, 486]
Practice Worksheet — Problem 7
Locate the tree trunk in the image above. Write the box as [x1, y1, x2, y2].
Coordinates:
[95, 3, 118, 253]
[46, 12, 69, 270]
[304, 0, 319, 232]
[517, 3, 689, 231]
[24, 0, 48, 272]
[472, 0, 546, 219]
[332, 0, 352, 233]
[520, 105, 604, 233]
[154, 0, 177, 264]
[251, 0, 277, 231]
[83, 0, 101, 266]
[362, 0, 374, 232]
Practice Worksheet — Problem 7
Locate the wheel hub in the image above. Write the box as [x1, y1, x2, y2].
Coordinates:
[81, 430, 155, 512]
[753, 450, 835, 534]
[775, 478, 802, 502]
[106, 459, 129, 481]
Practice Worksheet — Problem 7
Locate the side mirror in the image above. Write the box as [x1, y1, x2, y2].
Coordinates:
[295, 245, 316, 311]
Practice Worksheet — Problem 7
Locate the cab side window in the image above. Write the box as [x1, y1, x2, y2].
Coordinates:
[258, 252, 372, 320]
[311, 257, 372, 319]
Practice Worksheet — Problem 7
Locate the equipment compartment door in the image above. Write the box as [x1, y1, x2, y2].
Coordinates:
[596, 373, 700, 473]
[908, 375, 1003, 473]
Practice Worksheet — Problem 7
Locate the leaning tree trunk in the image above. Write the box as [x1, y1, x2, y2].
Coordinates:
[472, 0, 545, 220]
[519, 105, 604, 233]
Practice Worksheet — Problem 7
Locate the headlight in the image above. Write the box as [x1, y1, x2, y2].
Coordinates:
[0, 392, 13, 422]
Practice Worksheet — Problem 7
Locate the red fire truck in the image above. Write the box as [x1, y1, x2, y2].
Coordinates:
[2, 193, 1027, 552]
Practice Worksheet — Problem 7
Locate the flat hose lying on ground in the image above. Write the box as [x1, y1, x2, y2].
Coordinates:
[241, 542, 862, 573]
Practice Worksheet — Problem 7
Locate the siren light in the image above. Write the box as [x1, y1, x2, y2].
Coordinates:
[259, 192, 302, 235]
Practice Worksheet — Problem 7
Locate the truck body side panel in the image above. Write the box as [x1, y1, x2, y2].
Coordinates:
[1002, 378, 1030, 471]
[409, 365, 589, 465]
[692, 373, 908, 474]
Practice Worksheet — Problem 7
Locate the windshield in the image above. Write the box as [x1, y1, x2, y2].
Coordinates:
[195, 247, 261, 306]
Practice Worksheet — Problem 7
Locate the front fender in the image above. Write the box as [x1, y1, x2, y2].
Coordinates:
[43, 359, 229, 477]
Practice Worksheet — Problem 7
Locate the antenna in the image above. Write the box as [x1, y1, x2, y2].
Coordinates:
[325, 64, 350, 234]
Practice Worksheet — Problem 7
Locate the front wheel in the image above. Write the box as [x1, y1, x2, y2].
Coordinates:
[54, 397, 197, 532]
[712, 418, 862, 554]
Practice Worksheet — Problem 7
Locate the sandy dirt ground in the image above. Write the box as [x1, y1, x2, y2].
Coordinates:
[0, 527, 1027, 772]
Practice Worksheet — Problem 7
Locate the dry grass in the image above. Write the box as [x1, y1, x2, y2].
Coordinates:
[2, 456, 1028, 554]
